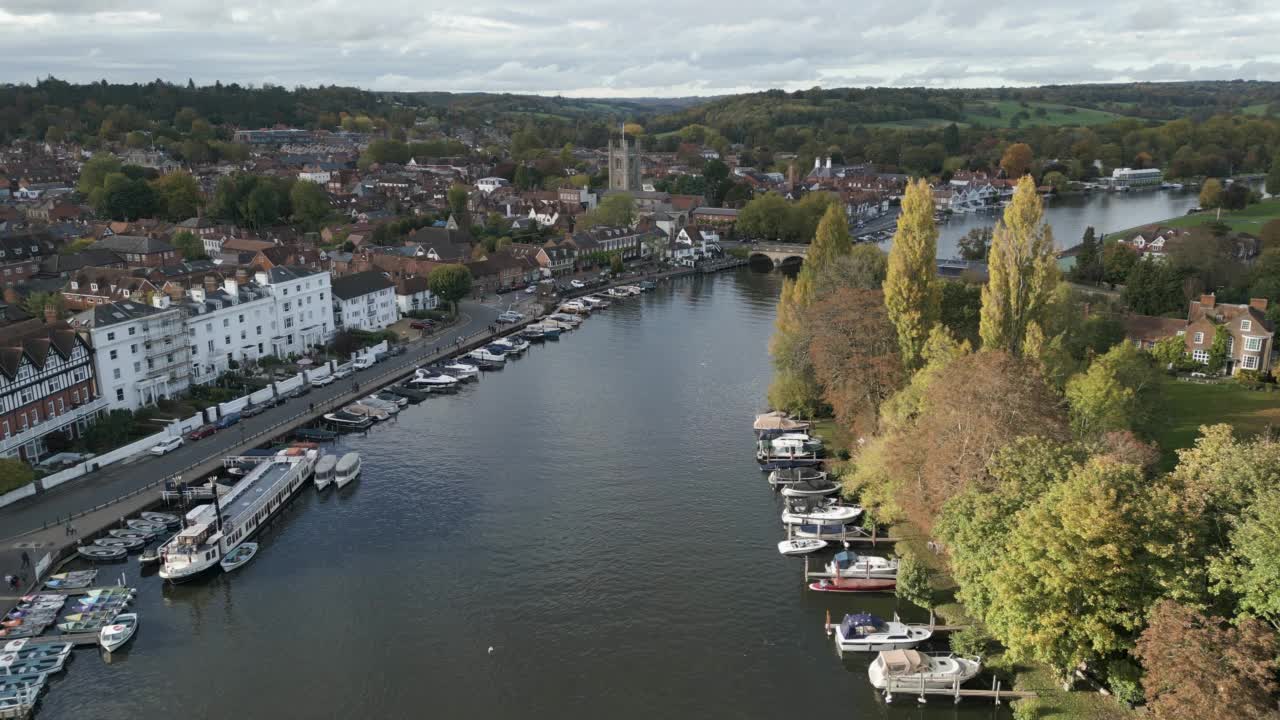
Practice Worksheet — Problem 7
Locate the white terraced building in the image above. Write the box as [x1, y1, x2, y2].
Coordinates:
[75, 297, 192, 412]
[255, 266, 336, 357]
[183, 277, 278, 384]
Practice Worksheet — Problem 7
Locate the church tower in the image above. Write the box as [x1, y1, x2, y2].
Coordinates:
[608, 131, 641, 192]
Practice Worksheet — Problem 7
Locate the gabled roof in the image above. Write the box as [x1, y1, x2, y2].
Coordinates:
[0, 319, 83, 380]
[91, 235, 175, 255]
[331, 270, 395, 300]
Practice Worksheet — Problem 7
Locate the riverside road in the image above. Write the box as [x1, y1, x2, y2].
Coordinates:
[0, 300, 499, 538]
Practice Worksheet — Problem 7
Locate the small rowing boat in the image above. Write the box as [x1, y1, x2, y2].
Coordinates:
[219, 543, 258, 573]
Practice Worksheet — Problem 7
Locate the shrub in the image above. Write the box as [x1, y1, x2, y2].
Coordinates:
[949, 626, 992, 657]
[1104, 658, 1143, 706]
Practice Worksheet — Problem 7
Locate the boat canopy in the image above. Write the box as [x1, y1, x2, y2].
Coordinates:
[753, 411, 810, 432]
[840, 613, 886, 637]
[833, 550, 860, 569]
[880, 649, 929, 675]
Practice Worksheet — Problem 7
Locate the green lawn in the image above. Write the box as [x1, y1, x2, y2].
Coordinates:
[1242, 103, 1273, 116]
[1110, 198, 1280, 238]
[962, 101, 1130, 128]
[1147, 379, 1280, 468]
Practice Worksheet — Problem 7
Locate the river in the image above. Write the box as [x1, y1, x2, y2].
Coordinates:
[38, 270, 1008, 720]
[901, 187, 1199, 258]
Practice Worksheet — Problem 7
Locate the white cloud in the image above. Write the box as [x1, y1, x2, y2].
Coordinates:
[0, 0, 1276, 95]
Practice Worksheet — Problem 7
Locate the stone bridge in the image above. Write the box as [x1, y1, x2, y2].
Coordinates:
[745, 242, 989, 280]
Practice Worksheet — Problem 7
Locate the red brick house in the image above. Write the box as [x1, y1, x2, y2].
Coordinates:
[1184, 294, 1274, 375]
[0, 314, 102, 461]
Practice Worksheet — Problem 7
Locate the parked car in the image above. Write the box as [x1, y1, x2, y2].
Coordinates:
[150, 436, 183, 456]
[497, 311, 524, 323]
[263, 393, 285, 407]
[286, 385, 311, 399]
[310, 374, 336, 387]
[410, 320, 434, 330]
[184, 424, 218, 441]
[352, 356, 375, 370]
[570, 279, 586, 289]
[525, 285, 537, 294]
[333, 367, 353, 379]
[214, 412, 241, 430]
[241, 403, 266, 418]
[387, 345, 407, 357]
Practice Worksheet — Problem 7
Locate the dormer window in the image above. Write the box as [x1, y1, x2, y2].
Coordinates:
[1242, 319, 1252, 332]
[29, 246, 37, 253]
[70, 281, 78, 290]
[90, 283, 98, 292]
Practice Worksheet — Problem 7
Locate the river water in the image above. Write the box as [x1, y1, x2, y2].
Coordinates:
[917, 188, 1199, 258]
[38, 270, 1008, 720]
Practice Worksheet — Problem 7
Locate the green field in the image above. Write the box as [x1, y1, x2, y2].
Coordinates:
[962, 100, 1130, 128]
[1110, 198, 1280, 238]
[1147, 379, 1280, 469]
[1242, 103, 1273, 116]
[864, 118, 966, 130]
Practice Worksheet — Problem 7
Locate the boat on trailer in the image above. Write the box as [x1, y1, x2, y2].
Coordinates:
[832, 614, 933, 654]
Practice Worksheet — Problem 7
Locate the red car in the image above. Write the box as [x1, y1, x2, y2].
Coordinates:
[184, 424, 218, 441]
[410, 320, 434, 330]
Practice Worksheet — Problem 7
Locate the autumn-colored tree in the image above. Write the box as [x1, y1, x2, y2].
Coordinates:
[1211, 485, 1280, 625]
[887, 350, 1067, 531]
[884, 178, 940, 369]
[999, 143, 1033, 178]
[808, 288, 903, 435]
[1134, 600, 1278, 720]
[979, 175, 1060, 355]
[811, 245, 887, 294]
[985, 458, 1180, 679]
[806, 202, 852, 270]
[1199, 178, 1223, 210]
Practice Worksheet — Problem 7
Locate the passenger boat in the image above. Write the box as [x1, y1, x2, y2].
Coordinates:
[753, 410, 811, 439]
[439, 362, 479, 381]
[777, 538, 828, 556]
[219, 543, 258, 573]
[807, 576, 897, 593]
[98, 613, 139, 653]
[781, 504, 862, 525]
[833, 614, 933, 654]
[157, 451, 317, 583]
[314, 454, 337, 490]
[827, 550, 899, 579]
[140, 511, 181, 528]
[409, 369, 460, 391]
[322, 410, 373, 430]
[346, 403, 389, 421]
[334, 452, 361, 489]
[868, 650, 982, 690]
[77, 545, 126, 562]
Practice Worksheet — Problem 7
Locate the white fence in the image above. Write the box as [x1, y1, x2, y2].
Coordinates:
[0, 482, 37, 509]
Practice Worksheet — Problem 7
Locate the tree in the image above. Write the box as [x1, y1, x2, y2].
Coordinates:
[884, 179, 940, 369]
[999, 142, 1033, 178]
[808, 288, 903, 434]
[985, 458, 1178, 680]
[77, 153, 121, 194]
[290, 180, 331, 229]
[979, 175, 1059, 355]
[942, 122, 961, 154]
[92, 172, 160, 220]
[1207, 324, 1230, 374]
[447, 184, 469, 222]
[1103, 241, 1139, 285]
[811, 245, 887, 294]
[1268, 156, 1280, 198]
[1211, 487, 1280, 625]
[1150, 335, 1185, 368]
[1134, 600, 1278, 720]
[807, 203, 851, 268]
[957, 227, 992, 261]
[22, 291, 64, 320]
[736, 192, 791, 241]
[151, 171, 201, 221]
[0, 457, 35, 494]
[580, 193, 635, 228]
[427, 264, 472, 315]
[1222, 182, 1252, 211]
[895, 544, 933, 611]
[702, 159, 730, 205]
[609, 253, 624, 274]
[1199, 178, 1223, 209]
[1042, 170, 1068, 194]
[1071, 226, 1103, 283]
[170, 230, 208, 260]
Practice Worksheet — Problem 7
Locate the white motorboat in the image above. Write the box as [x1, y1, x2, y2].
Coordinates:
[335, 452, 361, 488]
[466, 347, 507, 365]
[781, 505, 862, 525]
[440, 362, 479, 381]
[558, 301, 588, 314]
[314, 454, 337, 490]
[360, 395, 401, 415]
[409, 369, 460, 391]
[868, 650, 982, 690]
[345, 403, 389, 421]
[833, 614, 932, 654]
[606, 287, 630, 298]
[779, 473, 838, 497]
[491, 337, 530, 355]
[547, 313, 581, 327]
[768, 468, 826, 487]
[777, 539, 828, 556]
[581, 295, 610, 309]
[827, 550, 899, 579]
[98, 613, 138, 653]
[621, 285, 642, 295]
[219, 543, 258, 573]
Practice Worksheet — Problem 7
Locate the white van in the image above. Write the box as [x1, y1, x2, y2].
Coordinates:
[352, 356, 375, 370]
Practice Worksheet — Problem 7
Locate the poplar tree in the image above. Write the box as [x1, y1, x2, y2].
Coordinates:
[979, 176, 1059, 355]
[804, 202, 852, 274]
[884, 179, 940, 369]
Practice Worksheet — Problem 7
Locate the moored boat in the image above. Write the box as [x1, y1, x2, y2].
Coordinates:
[439, 362, 479, 381]
[781, 504, 862, 525]
[753, 410, 811, 439]
[777, 539, 828, 556]
[140, 511, 181, 528]
[867, 650, 982, 690]
[127, 519, 167, 534]
[322, 410, 373, 430]
[827, 550, 899, 579]
[219, 543, 258, 573]
[833, 614, 933, 654]
[346, 402, 389, 421]
[807, 576, 897, 593]
[98, 613, 138, 653]
[767, 467, 826, 488]
[409, 368, 461, 391]
[314, 454, 337, 490]
[94, 537, 145, 551]
[466, 348, 506, 366]
[77, 546, 126, 562]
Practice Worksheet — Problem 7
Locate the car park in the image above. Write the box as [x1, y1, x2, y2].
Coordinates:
[184, 424, 218, 441]
[150, 436, 183, 455]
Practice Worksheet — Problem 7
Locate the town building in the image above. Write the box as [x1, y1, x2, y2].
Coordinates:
[1185, 295, 1274, 375]
[1111, 167, 1163, 189]
[255, 266, 335, 356]
[182, 277, 277, 384]
[608, 133, 642, 192]
[331, 271, 398, 332]
[394, 276, 438, 315]
[74, 298, 191, 412]
[0, 312, 103, 461]
[90, 235, 180, 268]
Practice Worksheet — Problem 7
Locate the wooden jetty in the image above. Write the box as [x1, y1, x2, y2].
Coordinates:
[21, 631, 99, 647]
[883, 676, 1037, 705]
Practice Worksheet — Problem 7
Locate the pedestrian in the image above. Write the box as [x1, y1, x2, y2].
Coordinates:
[70, 524, 77, 538]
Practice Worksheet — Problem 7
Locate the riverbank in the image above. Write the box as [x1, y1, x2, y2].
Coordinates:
[1108, 197, 1280, 237]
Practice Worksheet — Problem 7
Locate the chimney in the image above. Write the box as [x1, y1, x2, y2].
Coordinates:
[1199, 293, 1216, 309]
[224, 278, 239, 302]
[825, 157, 832, 169]
[255, 271, 269, 285]
[814, 157, 820, 169]
[152, 293, 170, 309]
[1250, 297, 1269, 312]
[191, 287, 206, 304]
[43, 304, 59, 325]
[203, 275, 216, 293]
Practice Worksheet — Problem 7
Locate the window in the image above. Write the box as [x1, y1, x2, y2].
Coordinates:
[18, 415, 26, 430]
[1, 421, 7, 438]
[287, 334, 294, 345]
[1242, 320, 1252, 332]
[133, 362, 140, 373]
[284, 302, 292, 312]
[128, 326, 136, 336]
[1192, 349, 1210, 364]
[72, 390, 80, 404]
[1245, 337, 1263, 352]
[113, 368, 121, 380]
[207, 340, 214, 352]
[1193, 332, 1204, 345]
[57, 398, 63, 413]
[46, 401, 53, 417]
[224, 336, 231, 345]
[107, 331, 116, 341]
[284, 318, 293, 329]
[206, 322, 212, 332]
[238, 314, 245, 323]
[109, 349, 118, 360]
[190, 345, 197, 356]
[256, 326, 262, 336]
[223, 318, 229, 328]
[1242, 355, 1260, 370]
[131, 344, 138, 354]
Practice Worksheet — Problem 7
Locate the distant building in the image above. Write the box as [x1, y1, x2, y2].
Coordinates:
[476, 177, 511, 195]
[331, 271, 398, 332]
[1111, 167, 1163, 188]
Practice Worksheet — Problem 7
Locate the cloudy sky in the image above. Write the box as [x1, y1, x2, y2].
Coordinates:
[1, 0, 1277, 96]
